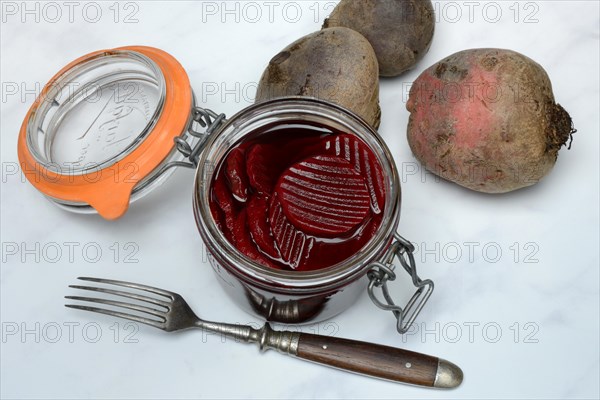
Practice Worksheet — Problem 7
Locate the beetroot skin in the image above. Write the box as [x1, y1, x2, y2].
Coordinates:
[407, 48, 575, 193]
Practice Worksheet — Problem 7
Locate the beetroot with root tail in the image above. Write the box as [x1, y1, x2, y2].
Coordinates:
[407, 48, 575, 193]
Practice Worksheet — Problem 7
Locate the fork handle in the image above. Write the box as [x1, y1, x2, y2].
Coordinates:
[293, 333, 462, 388]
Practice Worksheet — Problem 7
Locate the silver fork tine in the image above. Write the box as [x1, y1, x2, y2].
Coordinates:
[77, 277, 175, 298]
[65, 304, 164, 329]
[64, 296, 167, 319]
[68, 285, 170, 308]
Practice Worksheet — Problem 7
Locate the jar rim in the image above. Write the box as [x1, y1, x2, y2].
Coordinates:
[194, 97, 401, 293]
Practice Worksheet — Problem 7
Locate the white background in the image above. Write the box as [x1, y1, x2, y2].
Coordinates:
[1, 1, 599, 399]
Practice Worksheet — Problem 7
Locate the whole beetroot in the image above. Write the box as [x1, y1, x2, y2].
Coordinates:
[256, 27, 381, 129]
[407, 48, 575, 193]
[324, 0, 435, 77]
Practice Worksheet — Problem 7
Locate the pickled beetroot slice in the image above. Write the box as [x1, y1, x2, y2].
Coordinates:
[213, 176, 236, 235]
[323, 135, 385, 214]
[269, 193, 315, 269]
[275, 155, 371, 237]
[246, 144, 279, 194]
[225, 148, 250, 202]
[209, 201, 226, 236]
[232, 209, 282, 270]
[247, 195, 280, 259]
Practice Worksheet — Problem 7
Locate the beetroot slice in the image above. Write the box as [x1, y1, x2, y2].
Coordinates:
[281, 134, 331, 162]
[209, 200, 231, 242]
[212, 175, 237, 235]
[275, 155, 371, 237]
[330, 215, 380, 260]
[209, 199, 222, 225]
[246, 144, 280, 195]
[231, 209, 282, 270]
[323, 134, 385, 214]
[247, 195, 280, 259]
[225, 148, 250, 202]
[269, 194, 315, 269]
[302, 215, 379, 271]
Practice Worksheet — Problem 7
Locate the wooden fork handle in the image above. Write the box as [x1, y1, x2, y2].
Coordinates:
[294, 333, 463, 388]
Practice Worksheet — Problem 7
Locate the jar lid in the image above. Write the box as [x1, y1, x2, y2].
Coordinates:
[17, 46, 194, 219]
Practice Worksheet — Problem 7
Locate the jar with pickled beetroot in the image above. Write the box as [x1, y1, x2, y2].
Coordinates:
[18, 47, 432, 333]
[211, 128, 386, 272]
[195, 98, 433, 330]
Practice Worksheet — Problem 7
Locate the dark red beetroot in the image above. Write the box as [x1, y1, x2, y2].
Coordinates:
[209, 128, 387, 271]
[247, 195, 280, 259]
[246, 144, 279, 195]
[230, 209, 282, 270]
[269, 193, 315, 269]
[275, 155, 371, 237]
[224, 148, 250, 202]
[212, 176, 236, 237]
[245, 135, 325, 195]
[320, 134, 386, 214]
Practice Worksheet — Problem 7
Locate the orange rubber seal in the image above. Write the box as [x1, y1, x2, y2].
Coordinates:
[17, 46, 192, 220]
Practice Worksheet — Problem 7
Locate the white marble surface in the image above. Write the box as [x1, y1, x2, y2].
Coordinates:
[1, 1, 599, 398]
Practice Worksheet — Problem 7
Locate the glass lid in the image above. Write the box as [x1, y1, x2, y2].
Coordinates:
[27, 50, 166, 175]
[18, 46, 196, 220]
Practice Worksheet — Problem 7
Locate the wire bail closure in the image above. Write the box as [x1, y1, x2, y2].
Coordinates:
[367, 233, 434, 334]
[174, 107, 226, 168]
[143, 106, 226, 184]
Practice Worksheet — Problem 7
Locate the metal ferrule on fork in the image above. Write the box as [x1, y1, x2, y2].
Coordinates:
[195, 321, 300, 355]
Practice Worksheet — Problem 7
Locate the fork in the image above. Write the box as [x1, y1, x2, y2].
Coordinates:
[65, 277, 462, 389]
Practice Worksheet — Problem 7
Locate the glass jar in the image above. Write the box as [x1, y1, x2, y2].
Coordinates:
[193, 97, 433, 329]
[18, 46, 433, 333]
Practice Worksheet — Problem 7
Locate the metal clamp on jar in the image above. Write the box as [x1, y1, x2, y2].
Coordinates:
[18, 46, 433, 334]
